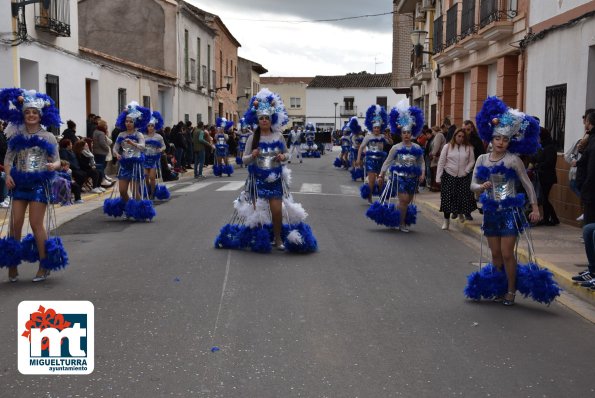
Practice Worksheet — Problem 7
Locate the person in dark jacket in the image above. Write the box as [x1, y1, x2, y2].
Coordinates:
[532, 127, 559, 225]
[464, 120, 485, 160]
[62, 120, 79, 143]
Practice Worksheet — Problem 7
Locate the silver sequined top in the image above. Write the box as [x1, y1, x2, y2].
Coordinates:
[4, 129, 59, 173]
[471, 152, 537, 205]
[113, 131, 146, 159]
[144, 133, 165, 156]
[380, 142, 424, 176]
[242, 132, 288, 166]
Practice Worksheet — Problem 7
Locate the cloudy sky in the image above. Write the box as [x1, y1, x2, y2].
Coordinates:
[186, 0, 394, 77]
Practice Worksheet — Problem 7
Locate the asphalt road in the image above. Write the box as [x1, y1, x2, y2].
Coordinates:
[0, 155, 593, 397]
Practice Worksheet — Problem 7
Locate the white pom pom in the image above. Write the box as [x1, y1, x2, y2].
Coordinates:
[283, 197, 307, 224]
[282, 167, 292, 186]
[265, 172, 279, 183]
[287, 229, 304, 245]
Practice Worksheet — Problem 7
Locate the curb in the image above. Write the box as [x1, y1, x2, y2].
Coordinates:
[417, 198, 595, 305]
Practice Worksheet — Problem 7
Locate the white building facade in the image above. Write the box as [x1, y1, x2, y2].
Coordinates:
[524, 0, 595, 152]
[306, 73, 407, 131]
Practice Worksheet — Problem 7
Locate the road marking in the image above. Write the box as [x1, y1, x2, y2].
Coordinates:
[340, 185, 360, 196]
[176, 182, 215, 192]
[216, 181, 245, 191]
[299, 183, 321, 193]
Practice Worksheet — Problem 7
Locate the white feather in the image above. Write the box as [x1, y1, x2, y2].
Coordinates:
[282, 167, 292, 186]
[283, 197, 307, 224]
[287, 229, 304, 245]
[265, 172, 279, 183]
[245, 198, 271, 228]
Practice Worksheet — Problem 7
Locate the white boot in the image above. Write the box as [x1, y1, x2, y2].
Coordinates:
[441, 219, 450, 230]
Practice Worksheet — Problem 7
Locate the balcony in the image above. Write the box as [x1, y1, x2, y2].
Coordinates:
[459, 0, 477, 40]
[340, 106, 357, 117]
[414, 3, 425, 22]
[410, 49, 432, 83]
[34, 0, 71, 37]
[478, 0, 516, 41]
[420, 0, 435, 12]
[432, 15, 444, 55]
[444, 3, 458, 48]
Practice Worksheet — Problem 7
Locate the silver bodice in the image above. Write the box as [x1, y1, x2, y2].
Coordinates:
[239, 135, 249, 144]
[393, 153, 417, 177]
[122, 141, 142, 159]
[306, 133, 314, 142]
[367, 140, 382, 152]
[256, 146, 282, 169]
[16, 147, 47, 173]
[145, 144, 160, 156]
[217, 135, 226, 145]
[489, 174, 516, 201]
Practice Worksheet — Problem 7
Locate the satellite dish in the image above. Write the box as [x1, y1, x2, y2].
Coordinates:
[42, 0, 51, 9]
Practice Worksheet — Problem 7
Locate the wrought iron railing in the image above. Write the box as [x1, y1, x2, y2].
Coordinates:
[480, 0, 518, 29]
[545, 84, 566, 152]
[35, 0, 71, 37]
[445, 4, 458, 48]
[340, 106, 357, 116]
[460, 0, 477, 39]
[433, 15, 444, 54]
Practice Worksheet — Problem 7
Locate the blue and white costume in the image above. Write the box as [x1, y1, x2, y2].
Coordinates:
[142, 111, 169, 201]
[0, 88, 68, 272]
[236, 117, 252, 166]
[214, 117, 234, 177]
[103, 101, 156, 221]
[350, 132, 365, 181]
[302, 123, 320, 158]
[366, 100, 425, 229]
[287, 127, 303, 163]
[464, 96, 560, 305]
[215, 88, 317, 254]
[334, 117, 361, 170]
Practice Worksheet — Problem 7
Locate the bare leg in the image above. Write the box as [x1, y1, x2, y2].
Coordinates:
[29, 201, 49, 276]
[145, 168, 156, 199]
[269, 198, 283, 246]
[500, 236, 518, 294]
[8, 200, 27, 279]
[398, 193, 412, 227]
[119, 180, 130, 202]
[367, 172, 377, 203]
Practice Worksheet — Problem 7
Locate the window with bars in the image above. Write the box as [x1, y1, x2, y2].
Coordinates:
[184, 30, 189, 83]
[143, 96, 151, 109]
[545, 84, 567, 152]
[201, 65, 207, 88]
[190, 59, 196, 83]
[45, 74, 60, 134]
[197, 38, 201, 86]
[117, 88, 126, 116]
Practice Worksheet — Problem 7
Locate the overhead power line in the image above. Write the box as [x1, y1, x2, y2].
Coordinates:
[226, 10, 395, 24]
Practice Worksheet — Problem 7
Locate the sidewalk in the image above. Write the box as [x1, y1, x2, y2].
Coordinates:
[415, 189, 595, 305]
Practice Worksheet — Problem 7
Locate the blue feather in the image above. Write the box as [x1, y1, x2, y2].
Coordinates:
[282, 222, 318, 253]
[154, 184, 170, 200]
[8, 133, 57, 154]
[236, 156, 243, 165]
[476, 96, 508, 142]
[405, 204, 417, 225]
[0, 88, 27, 125]
[517, 262, 561, 305]
[250, 226, 273, 253]
[40, 237, 68, 271]
[125, 199, 156, 221]
[334, 157, 343, 168]
[360, 183, 371, 199]
[213, 164, 222, 176]
[223, 164, 234, 176]
[103, 197, 126, 217]
[0, 237, 22, 267]
[20, 233, 40, 262]
[214, 224, 247, 249]
[351, 168, 364, 181]
[464, 264, 507, 300]
[366, 201, 401, 227]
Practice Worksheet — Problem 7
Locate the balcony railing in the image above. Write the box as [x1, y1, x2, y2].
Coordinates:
[445, 4, 458, 48]
[340, 106, 357, 116]
[433, 15, 444, 54]
[35, 0, 71, 37]
[460, 0, 477, 39]
[480, 0, 518, 29]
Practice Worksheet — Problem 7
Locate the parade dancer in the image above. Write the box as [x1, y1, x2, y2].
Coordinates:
[215, 88, 317, 253]
[356, 105, 391, 203]
[287, 126, 303, 164]
[464, 96, 560, 306]
[0, 88, 68, 282]
[334, 117, 360, 169]
[142, 111, 169, 200]
[367, 100, 425, 233]
[213, 117, 234, 177]
[350, 127, 365, 181]
[103, 101, 155, 221]
[302, 123, 320, 158]
[236, 117, 253, 167]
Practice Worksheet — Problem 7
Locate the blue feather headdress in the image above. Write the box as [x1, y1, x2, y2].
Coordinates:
[115, 101, 151, 131]
[243, 88, 288, 133]
[240, 117, 250, 130]
[389, 99, 424, 137]
[305, 123, 315, 132]
[365, 105, 388, 131]
[142, 110, 164, 132]
[475, 96, 540, 155]
[0, 88, 61, 128]
[342, 117, 361, 134]
[216, 117, 234, 132]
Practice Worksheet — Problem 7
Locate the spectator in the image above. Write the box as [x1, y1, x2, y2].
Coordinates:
[55, 160, 83, 205]
[184, 121, 194, 169]
[436, 128, 477, 229]
[86, 113, 97, 138]
[532, 127, 559, 226]
[463, 120, 485, 161]
[429, 125, 446, 191]
[0, 121, 8, 207]
[93, 119, 112, 176]
[62, 120, 79, 143]
[192, 121, 213, 178]
[443, 117, 457, 142]
[171, 122, 186, 171]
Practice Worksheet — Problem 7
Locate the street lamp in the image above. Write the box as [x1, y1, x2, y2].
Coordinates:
[236, 88, 250, 101]
[210, 75, 232, 93]
[410, 30, 434, 56]
[334, 102, 338, 132]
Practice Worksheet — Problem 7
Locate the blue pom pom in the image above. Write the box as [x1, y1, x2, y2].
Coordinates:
[250, 226, 272, 253]
[366, 201, 401, 227]
[213, 164, 222, 176]
[405, 204, 417, 225]
[351, 168, 364, 181]
[125, 199, 156, 221]
[360, 183, 371, 200]
[333, 158, 343, 168]
[464, 264, 507, 300]
[214, 224, 247, 249]
[103, 197, 126, 217]
[154, 184, 170, 200]
[517, 262, 561, 305]
[21, 233, 40, 262]
[223, 164, 234, 176]
[236, 156, 243, 165]
[0, 237, 22, 268]
[40, 237, 68, 271]
[282, 222, 318, 253]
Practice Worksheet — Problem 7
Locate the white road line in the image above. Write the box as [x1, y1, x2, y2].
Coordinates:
[340, 185, 360, 196]
[299, 183, 322, 193]
[216, 181, 245, 191]
[176, 182, 215, 192]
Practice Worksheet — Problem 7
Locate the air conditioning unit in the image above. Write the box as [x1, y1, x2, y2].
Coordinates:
[415, 3, 425, 22]
[421, 0, 435, 12]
